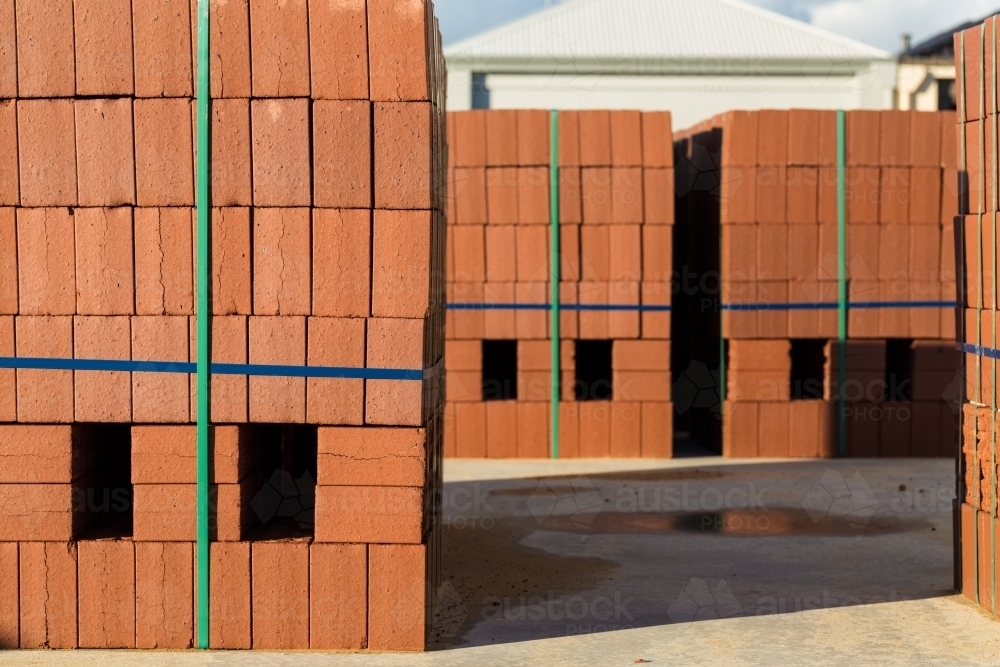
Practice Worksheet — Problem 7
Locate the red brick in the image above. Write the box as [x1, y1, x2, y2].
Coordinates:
[0, 0, 13, 98]
[559, 167, 582, 225]
[579, 110, 611, 165]
[518, 167, 549, 224]
[757, 402, 790, 457]
[846, 167, 880, 224]
[517, 109, 550, 165]
[375, 101, 432, 209]
[369, 544, 426, 650]
[135, 98, 194, 206]
[722, 111, 758, 167]
[307, 317, 365, 425]
[251, 98, 310, 207]
[560, 223, 581, 280]
[641, 402, 673, 457]
[19, 542, 77, 649]
[847, 111, 880, 165]
[516, 282, 548, 339]
[757, 165, 787, 224]
[610, 225, 641, 282]
[210, 99, 252, 206]
[453, 111, 486, 167]
[133, 484, 195, 540]
[15, 0, 74, 97]
[16, 316, 73, 423]
[366, 317, 423, 426]
[609, 402, 641, 457]
[516, 225, 548, 281]
[197, 0, 251, 98]
[557, 110, 581, 166]
[720, 165, 756, 223]
[132, 425, 246, 484]
[453, 168, 488, 223]
[0, 542, 16, 648]
[757, 110, 789, 165]
[486, 110, 517, 166]
[615, 370, 670, 402]
[248, 0, 309, 96]
[580, 225, 610, 281]
[315, 100, 371, 208]
[75, 100, 135, 206]
[910, 112, 941, 167]
[455, 402, 486, 457]
[74, 0, 133, 95]
[640, 283, 670, 340]
[643, 169, 674, 224]
[879, 110, 911, 165]
[133, 0, 193, 97]
[485, 400, 517, 458]
[610, 111, 643, 167]
[788, 224, 819, 281]
[941, 111, 957, 169]
[517, 402, 549, 458]
[367, 0, 430, 101]
[313, 209, 371, 317]
[612, 167, 643, 224]
[210, 542, 251, 649]
[0, 103, 16, 206]
[252, 208, 311, 315]
[786, 167, 818, 223]
[18, 100, 76, 206]
[486, 167, 519, 223]
[578, 282, 609, 339]
[641, 111, 673, 168]
[558, 402, 580, 457]
[788, 109, 820, 165]
[0, 425, 77, 483]
[0, 485, 77, 540]
[74, 208, 134, 315]
[452, 224, 485, 282]
[251, 541, 310, 649]
[909, 167, 942, 224]
[249, 316, 306, 423]
[579, 403, 611, 456]
[134, 208, 194, 315]
[190, 316, 248, 423]
[614, 341, 670, 371]
[582, 167, 613, 223]
[878, 225, 909, 281]
[757, 224, 788, 280]
[372, 210, 431, 318]
[449, 282, 485, 339]
[206, 207, 252, 315]
[318, 426, 425, 486]
[135, 542, 193, 649]
[16, 209, 73, 314]
[315, 485, 423, 543]
[74, 316, 131, 422]
[78, 540, 135, 649]
[485, 225, 516, 281]
[879, 168, 909, 224]
[310, 544, 367, 649]
[309, 0, 368, 99]
[131, 316, 190, 423]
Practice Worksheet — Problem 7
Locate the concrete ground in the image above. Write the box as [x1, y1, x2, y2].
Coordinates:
[4, 457, 1000, 666]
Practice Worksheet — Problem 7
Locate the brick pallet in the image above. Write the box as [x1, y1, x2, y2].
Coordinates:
[673, 109, 960, 458]
[0, 0, 446, 651]
[444, 109, 674, 458]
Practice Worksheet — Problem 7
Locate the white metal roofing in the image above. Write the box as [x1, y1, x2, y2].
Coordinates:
[445, 0, 891, 66]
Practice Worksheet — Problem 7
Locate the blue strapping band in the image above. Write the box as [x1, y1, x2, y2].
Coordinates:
[963, 343, 1000, 360]
[0, 357, 437, 381]
[720, 300, 957, 312]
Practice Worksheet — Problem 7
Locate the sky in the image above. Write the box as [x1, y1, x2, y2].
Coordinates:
[436, 0, 1000, 52]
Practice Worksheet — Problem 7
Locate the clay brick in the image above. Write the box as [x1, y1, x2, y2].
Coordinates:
[202, 207, 252, 315]
[560, 167, 582, 225]
[516, 402, 549, 458]
[788, 109, 820, 165]
[133, 0, 193, 97]
[786, 167, 818, 223]
[447, 340, 481, 372]
[614, 341, 670, 372]
[16, 316, 73, 423]
[612, 167, 644, 224]
[879, 111, 911, 165]
[518, 167, 549, 224]
[609, 402, 641, 457]
[878, 225, 909, 281]
[757, 165, 787, 224]
[788, 224, 819, 281]
[449, 282, 485, 339]
[210, 542, 251, 649]
[846, 167, 880, 224]
[251, 541, 309, 649]
[249, 316, 306, 423]
[251, 98, 310, 207]
[847, 111, 880, 165]
[252, 208, 311, 315]
[0, 103, 16, 206]
[641, 111, 673, 168]
[318, 426, 425, 486]
[372, 210, 431, 318]
[75, 99, 136, 206]
[643, 169, 674, 224]
[15, 0, 74, 97]
[210, 99, 252, 206]
[640, 283, 670, 340]
[0, 484, 78, 541]
[0, 320, 11, 419]
[485, 400, 517, 458]
[453, 111, 486, 167]
[307, 317, 365, 425]
[369, 544, 426, 651]
[485, 225, 516, 281]
[579, 111, 611, 166]
[366, 317, 423, 426]
[19, 542, 77, 649]
[558, 402, 580, 458]
[722, 111, 758, 167]
[315, 485, 423, 543]
[0, 0, 13, 98]
[74, 0, 133, 95]
[309, 0, 368, 99]
[580, 225, 610, 281]
[517, 110, 550, 165]
[557, 110, 581, 166]
[74, 316, 131, 422]
[312, 209, 371, 318]
[455, 402, 486, 457]
[17, 208, 75, 315]
[249, 0, 309, 96]
[374, 101, 431, 209]
[74, 208, 135, 315]
[132, 425, 245, 484]
[582, 167, 613, 224]
[641, 402, 673, 458]
[368, 0, 430, 101]
[315, 101, 372, 208]
[615, 370, 671, 402]
[452, 224, 485, 282]
[0, 543, 15, 648]
[134, 484, 249, 541]
[758, 402, 790, 457]
[454, 168, 488, 223]
[135, 542, 193, 649]
[0, 425, 80, 483]
[135, 98, 194, 206]
[941, 111, 957, 169]
[516, 225, 548, 282]
[909, 167, 942, 225]
[18, 100, 76, 206]
[131, 316, 190, 423]
[486, 167, 519, 223]
[610, 225, 641, 281]
[757, 224, 789, 281]
[610, 111, 642, 166]
[190, 316, 248, 423]
[486, 110, 517, 166]
[910, 111, 941, 167]
[516, 282, 548, 340]
[134, 208, 194, 315]
[788, 400, 824, 458]
[198, 0, 251, 98]
[578, 282, 609, 339]
[579, 403, 611, 456]
[879, 168, 909, 224]
[78, 540, 135, 649]
[720, 165, 756, 223]
[756, 110, 788, 165]
[310, 544, 367, 649]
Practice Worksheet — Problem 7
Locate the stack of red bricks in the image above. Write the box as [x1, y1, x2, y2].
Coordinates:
[445, 110, 674, 458]
[674, 109, 960, 458]
[956, 17, 1000, 613]
[0, 0, 445, 651]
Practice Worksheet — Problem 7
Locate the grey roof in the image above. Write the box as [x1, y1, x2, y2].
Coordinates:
[446, 0, 892, 73]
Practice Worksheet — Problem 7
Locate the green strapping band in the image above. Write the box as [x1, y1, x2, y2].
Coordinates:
[550, 110, 561, 459]
[195, 0, 211, 649]
[837, 110, 847, 459]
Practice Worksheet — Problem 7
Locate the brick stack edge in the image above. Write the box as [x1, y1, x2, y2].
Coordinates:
[0, 0, 446, 651]
[957, 17, 1000, 615]
[674, 109, 960, 459]
[444, 110, 674, 458]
